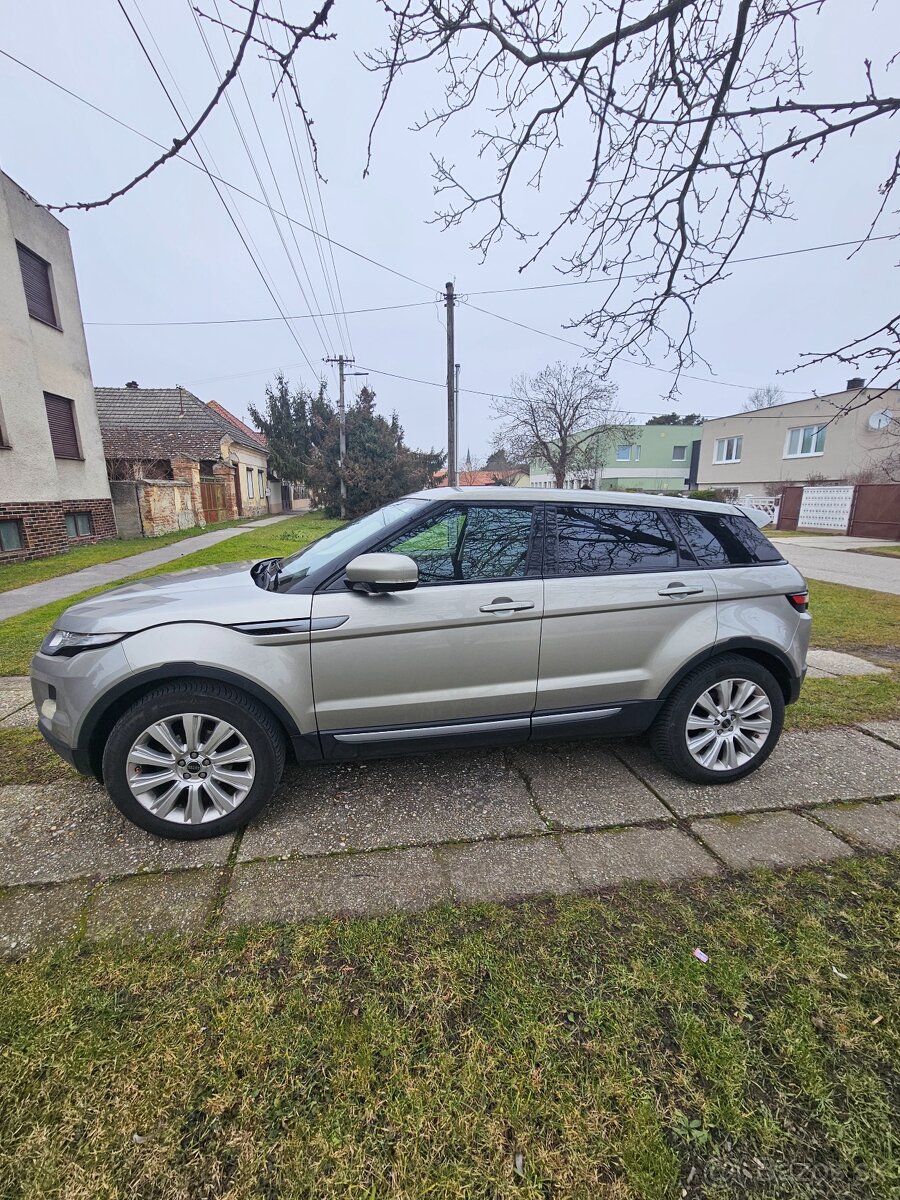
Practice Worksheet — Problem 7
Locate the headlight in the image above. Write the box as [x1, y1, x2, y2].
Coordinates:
[40, 629, 124, 657]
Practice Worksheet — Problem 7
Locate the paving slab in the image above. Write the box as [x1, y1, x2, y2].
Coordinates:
[223, 846, 449, 925]
[806, 649, 890, 677]
[0, 781, 234, 886]
[816, 800, 900, 851]
[858, 720, 900, 750]
[238, 751, 544, 862]
[437, 835, 578, 903]
[509, 742, 669, 829]
[86, 868, 223, 943]
[0, 678, 32, 721]
[0, 880, 92, 958]
[692, 812, 853, 870]
[560, 826, 719, 889]
[618, 729, 900, 819]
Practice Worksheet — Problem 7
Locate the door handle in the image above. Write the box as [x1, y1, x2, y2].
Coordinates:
[658, 583, 705, 598]
[479, 598, 535, 613]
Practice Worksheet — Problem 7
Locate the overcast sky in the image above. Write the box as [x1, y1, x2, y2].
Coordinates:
[1, 0, 896, 461]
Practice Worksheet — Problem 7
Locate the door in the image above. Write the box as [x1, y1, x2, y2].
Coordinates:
[537, 503, 718, 714]
[310, 503, 543, 744]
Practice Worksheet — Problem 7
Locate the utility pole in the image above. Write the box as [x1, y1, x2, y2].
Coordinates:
[324, 354, 353, 519]
[445, 281, 457, 487]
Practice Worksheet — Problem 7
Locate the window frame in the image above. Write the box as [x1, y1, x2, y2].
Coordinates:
[615, 444, 631, 462]
[369, 499, 542, 589]
[713, 435, 742, 464]
[43, 392, 82, 461]
[258, 468, 265, 497]
[665, 508, 786, 571]
[784, 423, 826, 459]
[0, 519, 24, 553]
[65, 511, 94, 539]
[544, 502, 684, 579]
[16, 241, 60, 329]
[246, 466, 254, 498]
[672, 444, 688, 462]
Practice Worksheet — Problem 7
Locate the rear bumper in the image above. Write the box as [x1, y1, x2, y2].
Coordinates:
[787, 666, 806, 705]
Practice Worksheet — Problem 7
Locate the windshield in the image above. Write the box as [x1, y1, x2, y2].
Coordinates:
[275, 498, 427, 585]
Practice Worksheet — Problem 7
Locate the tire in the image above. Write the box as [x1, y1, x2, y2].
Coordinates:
[650, 655, 784, 785]
[102, 680, 286, 840]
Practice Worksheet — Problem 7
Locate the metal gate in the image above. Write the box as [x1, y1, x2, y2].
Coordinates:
[200, 477, 226, 524]
[848, 484, 900, 539]
[775, 486, 803, 531]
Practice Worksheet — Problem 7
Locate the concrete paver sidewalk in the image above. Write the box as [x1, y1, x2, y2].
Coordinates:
[2, 720, 899, 957]
[0, 514, 292, 621]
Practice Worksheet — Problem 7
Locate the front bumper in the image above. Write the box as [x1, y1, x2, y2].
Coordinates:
[30, 640, 135, 777]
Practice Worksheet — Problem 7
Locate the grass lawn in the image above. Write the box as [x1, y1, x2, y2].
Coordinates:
[0, 856, 897, 1199]
[856, 545, 900, 559]
[0, 514, 341, 676]
[0, 518, 251, 594]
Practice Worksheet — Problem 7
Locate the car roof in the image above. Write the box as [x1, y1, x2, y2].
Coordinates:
[407, 485, 743, 517]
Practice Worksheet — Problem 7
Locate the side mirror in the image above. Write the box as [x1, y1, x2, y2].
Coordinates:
[344, 552, 419, 594]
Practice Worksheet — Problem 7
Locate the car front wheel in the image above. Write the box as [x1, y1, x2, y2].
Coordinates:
[650, 655, 784, 785]
[102, 681, 285, 839]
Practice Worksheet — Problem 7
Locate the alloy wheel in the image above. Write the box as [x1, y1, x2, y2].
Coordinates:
[684, 677, 773, 772]
[125, 712, 256, 824]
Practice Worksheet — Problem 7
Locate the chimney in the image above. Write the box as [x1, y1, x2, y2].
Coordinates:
[846, 376, 865, 391]
[125, 380, 139, 389]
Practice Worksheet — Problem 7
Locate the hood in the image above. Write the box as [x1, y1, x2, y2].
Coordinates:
[56, 561, 313, 634]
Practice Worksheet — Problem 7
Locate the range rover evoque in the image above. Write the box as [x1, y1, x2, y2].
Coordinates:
[31, 487, 810, 840]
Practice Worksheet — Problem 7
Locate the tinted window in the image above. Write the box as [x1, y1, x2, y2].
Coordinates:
[384, 505, 533, 582]
[670, 511, 783, 566]
[555, 505, 678, 575]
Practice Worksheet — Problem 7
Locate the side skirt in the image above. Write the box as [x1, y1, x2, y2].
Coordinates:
[317, 701, 660, 761]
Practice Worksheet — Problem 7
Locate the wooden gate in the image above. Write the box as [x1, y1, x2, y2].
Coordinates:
[775, 485, 803, 531]
[200, 477, 226, 524]
[848, 484, 900, 539]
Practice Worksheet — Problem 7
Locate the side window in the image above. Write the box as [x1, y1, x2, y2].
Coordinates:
[383, 505, 534, 582]
[669, 511, 783, 566]
[554, 505, 678, 575]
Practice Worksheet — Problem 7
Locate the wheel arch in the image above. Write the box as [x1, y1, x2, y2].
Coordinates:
[78, 663, 312, 781]
[658, 639, 799, 707]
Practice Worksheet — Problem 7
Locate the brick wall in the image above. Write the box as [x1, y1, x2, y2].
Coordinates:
[0, 497, 117, 563]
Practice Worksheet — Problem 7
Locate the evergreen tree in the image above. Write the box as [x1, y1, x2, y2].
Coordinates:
[247, 373, 314, 483]
[304, 386, 444, 518]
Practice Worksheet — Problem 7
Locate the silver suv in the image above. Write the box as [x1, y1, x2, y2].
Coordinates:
[32, 487, 810, 840]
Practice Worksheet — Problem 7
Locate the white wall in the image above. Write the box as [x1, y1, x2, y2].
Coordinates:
[0, 172, 110, 504]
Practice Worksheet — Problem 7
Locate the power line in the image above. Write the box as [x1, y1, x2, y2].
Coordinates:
[465, 234, 898, 296]
[5, 44, 890, 311]
[0, 46, 437, 295]
[458, 300, 807, 393]
[282, 16, 356, 359]
[85, 300, 438, 326]
[114, 0, 320, 378]
[189, 0, 336, 357]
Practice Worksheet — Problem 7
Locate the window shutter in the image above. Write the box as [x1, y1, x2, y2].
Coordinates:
[16, 243, 58, 326]
[44, 393, 80, 459]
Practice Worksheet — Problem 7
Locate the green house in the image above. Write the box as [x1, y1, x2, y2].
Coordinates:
[529, 424, 702, 493]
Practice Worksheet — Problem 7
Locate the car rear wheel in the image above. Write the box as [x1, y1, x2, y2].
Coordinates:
[102, 681, 285, 839]
[650, 655, 784, 785]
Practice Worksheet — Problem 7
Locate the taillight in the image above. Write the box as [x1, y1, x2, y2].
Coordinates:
[787, 591, 809, 613]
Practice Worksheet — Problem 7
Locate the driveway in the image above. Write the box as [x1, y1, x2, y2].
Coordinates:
[770, 537, 900, 594]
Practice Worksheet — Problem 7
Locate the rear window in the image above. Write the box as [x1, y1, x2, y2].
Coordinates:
[670, 511, 783, 566]
[554, 505, 678, 575]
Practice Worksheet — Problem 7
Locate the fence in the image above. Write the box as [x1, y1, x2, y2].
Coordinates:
[776, 483, 900, 537]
